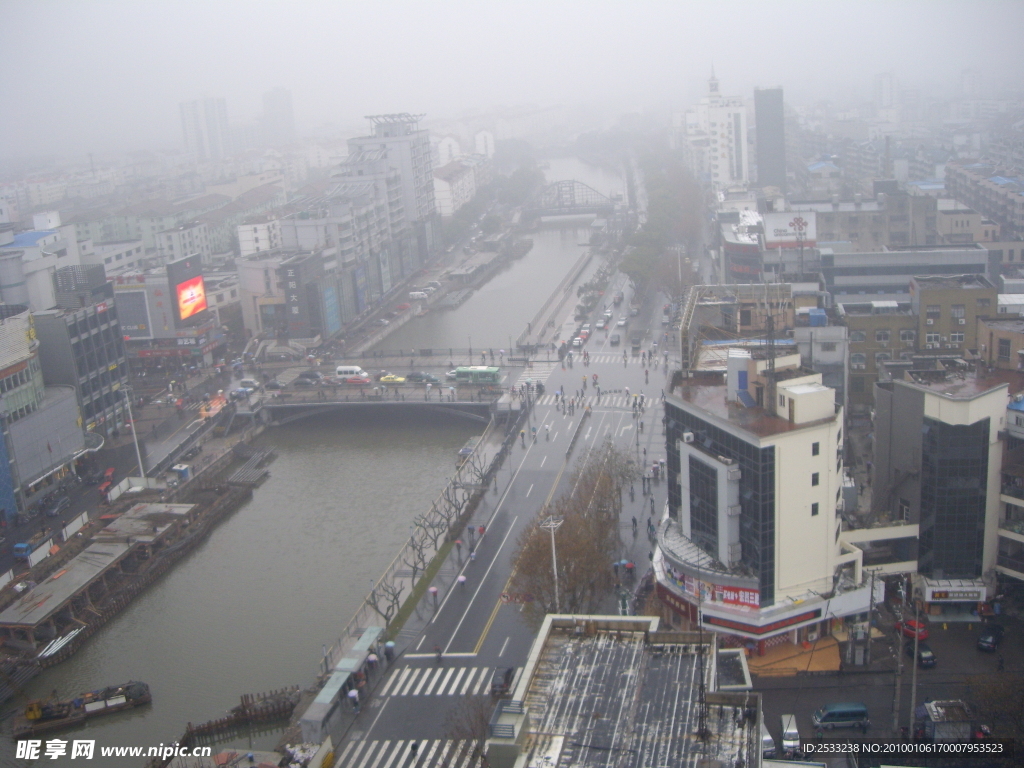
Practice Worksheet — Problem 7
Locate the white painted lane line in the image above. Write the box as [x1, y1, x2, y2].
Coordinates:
[526, 483, 534, 497]
[499, 636, 509, 657]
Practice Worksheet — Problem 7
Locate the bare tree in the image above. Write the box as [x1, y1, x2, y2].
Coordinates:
[509, 441, 632, 627]
[365, 576, 404, 629]
[418, 512, 449, 550]
[402, 527, 430, 585]
[443, 694, 495, 766]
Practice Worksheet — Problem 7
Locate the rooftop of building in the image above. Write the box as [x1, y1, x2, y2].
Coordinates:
[670, 369, 837, 438]
[2, 230, 57, 249]
[433, 161, 473, 182]
[998, 294, 1024, 305]
[506, 616, 755, 768]
[910, 273, 994, 290]
[881, 360, 1023, 399]
[837, 299, 913, 316]
[980, 317, 1024, 333]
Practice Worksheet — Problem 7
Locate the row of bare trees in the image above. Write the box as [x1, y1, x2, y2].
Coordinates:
[364, 449, 492, 631]
[510, 440, 639, 628]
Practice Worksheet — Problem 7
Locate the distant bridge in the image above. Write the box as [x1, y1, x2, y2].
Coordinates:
[523, 180, 614, 220]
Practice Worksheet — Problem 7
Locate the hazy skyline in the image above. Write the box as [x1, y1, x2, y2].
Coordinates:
[2, 0, 1023, 160]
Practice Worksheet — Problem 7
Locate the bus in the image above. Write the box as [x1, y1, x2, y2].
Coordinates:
[451, 366, 502, 384]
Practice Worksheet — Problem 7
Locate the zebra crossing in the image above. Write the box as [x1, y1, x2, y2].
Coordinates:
[533, 393, 663, 410]
[334, 738, 479, 768]
[378, 665, 516, 698]
[571, 353, 662, 365]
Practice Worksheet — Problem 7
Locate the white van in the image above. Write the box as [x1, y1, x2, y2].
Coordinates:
[409, 291, 428, 300]
[335, 365, 369, 379]
[781, 713, 801, 756]
[238, 378, 261, 390]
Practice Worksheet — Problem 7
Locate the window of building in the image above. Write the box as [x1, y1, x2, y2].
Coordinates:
[820, 341, 837, 352]
[875, 352, 891, 364]
[875, 329, 890, 342]
[900, 329, 916, 343]
[926, 305, 941, 318]
[850, 330, 866, 342]
[926, 333, 940, 344]
[811, 502, 819, 516]
[779, 394, 786, 407]
[951, 304, 965, 319]
[978, 297, 991, 307]
[999, 338, 1011, 361]
[812, 472, 820, 486]
[812, 442, 820, 456]
[851, 353, 866, 367]
[898, 498, 910, 521]
[951, 333, 964, 343]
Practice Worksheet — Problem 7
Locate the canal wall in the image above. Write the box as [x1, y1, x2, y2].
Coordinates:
[516, 248, 594, 349]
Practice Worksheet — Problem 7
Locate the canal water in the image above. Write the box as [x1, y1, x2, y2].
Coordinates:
[5, 157, 622, 761]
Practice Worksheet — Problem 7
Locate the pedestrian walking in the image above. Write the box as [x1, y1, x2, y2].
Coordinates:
[410, 741, 419, 758]
[470, 550, 476, 562]
[631, 515, 637, 531]
[651, 496, 655, 514]
[348, 687, 360, 713]
[478, 524, 485, 536]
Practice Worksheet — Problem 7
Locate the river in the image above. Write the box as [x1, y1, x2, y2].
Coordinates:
[5, 157, 622, 762]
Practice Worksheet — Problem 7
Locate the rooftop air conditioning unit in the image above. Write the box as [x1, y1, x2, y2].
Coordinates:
[683, 431, 695, 443]
[926, 343, 935, 349]
[959, 318, 966, 325]
[852, 363, 865, 370]
[926, 319, 934, 325]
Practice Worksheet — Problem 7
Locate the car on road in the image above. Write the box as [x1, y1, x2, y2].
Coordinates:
[617, 318, 627, 328]
[977, 623, 1004, 651]
[292, 378, 315, 388]
[425, 281, 442, 290]
[265, 380, 283, 390]
[45, 497, 71, 518]
[83, 468, 105, 484]
[380, 374, 406, 384]
[905, 641, 937, 668]
[406, 372, 440, 384]
[610, 333, 621, 346]
[445, 370, 459, 380]
[490, 666, 514, 696]
[895, 619, 929, 640]
[581, 323, 591, 334]
[297, 370, 322, 380]
[375, 318, 390, 326]
[572, 337, 583, 347]
[394, 303, 411, 311]
[629, 306, 639, 317]
[344, 374, 372, 385]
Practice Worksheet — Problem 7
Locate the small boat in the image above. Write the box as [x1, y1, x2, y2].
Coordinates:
[13, 681, 152, 737]
[458, 437, 481, 464]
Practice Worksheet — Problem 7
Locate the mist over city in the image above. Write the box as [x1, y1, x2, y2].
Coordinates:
[0, 2, 1022, 767]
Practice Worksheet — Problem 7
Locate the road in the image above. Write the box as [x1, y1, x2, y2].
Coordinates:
[330, 276, 675, 766]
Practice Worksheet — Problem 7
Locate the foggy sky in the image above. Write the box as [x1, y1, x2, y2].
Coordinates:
[2, 0, 1023, 160]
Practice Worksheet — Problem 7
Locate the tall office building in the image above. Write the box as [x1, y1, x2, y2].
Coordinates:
[262, 87, 296, 146]
[754, 87, 786, 192]
[692, 74, 749, 188]
[180, 97, 231, 161]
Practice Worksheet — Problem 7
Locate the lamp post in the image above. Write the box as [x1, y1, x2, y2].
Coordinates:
[540, 515, 564, 613]
[122, 388, 146, 479]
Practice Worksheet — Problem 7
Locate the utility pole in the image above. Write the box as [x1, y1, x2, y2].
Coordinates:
[540, 516, 564, 614]
[866, 570, 876, 664]
[908, 597, 921, 738]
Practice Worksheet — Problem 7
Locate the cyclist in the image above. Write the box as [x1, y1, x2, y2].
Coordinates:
[545, 423, 550, 440]
[520, 429, 525, 447]
[531, 425, 537, 442]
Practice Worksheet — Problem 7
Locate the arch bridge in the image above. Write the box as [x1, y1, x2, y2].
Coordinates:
[523, 180, 614, 220]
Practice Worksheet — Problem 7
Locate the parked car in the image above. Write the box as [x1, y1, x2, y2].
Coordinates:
[45, 496, 71, 518]
[380, 374, 406, 384]
[490, 666, 514, 696]
[905, 641, 937, 668]
[895, 619, 929, 640]
[572, 337, 583, 347]
[617, 318, 628, 328]
[610, 334, 621, 346]
[977, 623, 1004, 652]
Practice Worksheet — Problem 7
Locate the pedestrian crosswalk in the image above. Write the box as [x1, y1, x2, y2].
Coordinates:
[567, 353, 666, 365]
[378, 665, 516, 697]
[335, 739, 479, 768]
[533, 393, 663, 410]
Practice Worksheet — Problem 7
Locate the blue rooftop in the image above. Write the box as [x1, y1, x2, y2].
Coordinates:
[2, 230, 57, 249]
[1008, 398, 1024, 413]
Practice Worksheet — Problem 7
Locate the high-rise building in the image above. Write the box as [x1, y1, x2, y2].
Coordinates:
[348, 114, 438, 263]
[262, 87, 296, 146]
[754, 87, 786, 192]
[690, 74, 748, 189]
[658, 349, 871, 649]
[180, 97, 231, 161]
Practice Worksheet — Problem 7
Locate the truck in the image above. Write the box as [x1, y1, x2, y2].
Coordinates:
[630, 332, 643, 353]
[13, 531, 49, 560]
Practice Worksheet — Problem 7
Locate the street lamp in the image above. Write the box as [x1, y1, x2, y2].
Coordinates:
[539, 515, 564, 613]
[121, 388, 146, 479]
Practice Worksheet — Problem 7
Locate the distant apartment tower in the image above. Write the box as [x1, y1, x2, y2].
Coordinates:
[262, 87, 296, 146]
[348, 114, 438, 263]
[180, 97, 231, 161]
[754, 87, 786, 192]
[693, 74, 749, 189]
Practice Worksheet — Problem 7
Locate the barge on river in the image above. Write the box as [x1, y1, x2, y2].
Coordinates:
[13, 681, 151, 737]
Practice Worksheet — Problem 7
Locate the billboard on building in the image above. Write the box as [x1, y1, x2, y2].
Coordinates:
[166, 256, 207, 325]
[116, 290, 152, 339]
[763, 211, 817, 248]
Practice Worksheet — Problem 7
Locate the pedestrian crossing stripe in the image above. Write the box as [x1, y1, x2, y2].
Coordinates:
[378, 665, 513, 697]
[566, 353, 668, 365]
[335, 739, 478, 768]
[533, 394, 663, 409]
